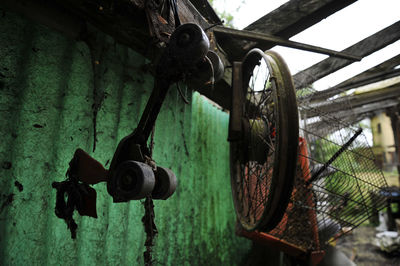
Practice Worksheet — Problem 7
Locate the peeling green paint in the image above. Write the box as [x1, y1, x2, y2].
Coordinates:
[0, 8, 251, 265]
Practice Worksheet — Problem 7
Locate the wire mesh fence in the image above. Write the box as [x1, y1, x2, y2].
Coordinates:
[264, 87, 388, 251]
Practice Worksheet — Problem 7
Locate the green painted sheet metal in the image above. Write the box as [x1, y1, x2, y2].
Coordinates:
[0, 8, 251, 266]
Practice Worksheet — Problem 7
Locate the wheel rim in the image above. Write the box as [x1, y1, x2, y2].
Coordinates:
[230, 49, 299, 231]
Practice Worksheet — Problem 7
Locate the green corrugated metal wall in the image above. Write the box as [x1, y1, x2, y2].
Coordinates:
[0, 8, 251, 265]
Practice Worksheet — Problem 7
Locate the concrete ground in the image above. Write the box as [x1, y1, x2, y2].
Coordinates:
[324, 171, 400, 265]
[335, 226, 400, 266]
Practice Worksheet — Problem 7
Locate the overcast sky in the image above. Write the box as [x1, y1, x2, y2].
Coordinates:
[212, 0, 400, 91]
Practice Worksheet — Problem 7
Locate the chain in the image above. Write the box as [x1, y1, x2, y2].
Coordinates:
[142, 126, 158, 266]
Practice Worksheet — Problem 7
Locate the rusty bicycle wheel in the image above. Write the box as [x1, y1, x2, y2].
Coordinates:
[230, 49, 299, 231]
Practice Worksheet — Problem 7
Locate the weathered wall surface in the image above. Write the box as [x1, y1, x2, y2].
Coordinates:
[0, 8, 250, 265]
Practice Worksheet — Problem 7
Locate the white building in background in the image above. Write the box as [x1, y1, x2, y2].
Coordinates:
[371, 112, 396, 171]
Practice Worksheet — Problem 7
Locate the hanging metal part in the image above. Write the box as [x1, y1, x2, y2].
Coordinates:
[108, 161, 156, 202]
[152, 166, 177, 200]
[107, 23, 210, 202]
[168, 23, 210, 67]
[52, 23, 217, 238]
[73, 148, 108, 185]
[206, 50, 224, 82]
[213, 26, 362, 61]
[184, 49, 225, 90]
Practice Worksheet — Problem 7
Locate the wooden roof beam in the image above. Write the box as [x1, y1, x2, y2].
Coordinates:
[304, 114, 367, 138]
[302, 83, 400, 118]
[293, 21, 400, 90]
[215, 0, 358, 61]
[303, 99, 400, 123]
[213, 26, 362, 61]
[306, 54, 400, 102]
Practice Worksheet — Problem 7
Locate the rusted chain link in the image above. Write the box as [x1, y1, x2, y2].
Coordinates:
[142, 126, 158, 266]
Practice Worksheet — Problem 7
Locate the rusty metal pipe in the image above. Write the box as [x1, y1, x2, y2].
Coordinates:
[213, 27, 362, 61]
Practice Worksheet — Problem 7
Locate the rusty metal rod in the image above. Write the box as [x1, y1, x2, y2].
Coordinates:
[307, 128, 363, 185]
[213, 27, 362, 61]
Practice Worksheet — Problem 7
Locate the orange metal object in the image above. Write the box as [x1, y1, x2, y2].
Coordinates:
[236, 137, 325, 265]
[298, 137, 320, 251]
[310, 251, 326, 265]
[237, 229, 306, 257]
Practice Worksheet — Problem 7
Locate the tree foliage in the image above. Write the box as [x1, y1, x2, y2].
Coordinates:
[208, 0, 245, 28]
